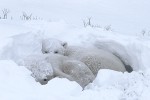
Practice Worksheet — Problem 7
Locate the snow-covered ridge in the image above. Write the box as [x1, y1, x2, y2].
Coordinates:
[0, 20, 150, 100]
[0, 0, 150, 99]
[1, 20, 150, 70]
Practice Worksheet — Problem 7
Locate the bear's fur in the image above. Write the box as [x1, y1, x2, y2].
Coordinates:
[42, 41, 127, 76]
[45, 54, 95, 88]
[63, 46, 126, 76]
[20, 54, 95, 88]
[41, 38, 67, 55]
[41, 38, 127, 75]
[19, 55, 54, 85]
[94, 40, 133, 72]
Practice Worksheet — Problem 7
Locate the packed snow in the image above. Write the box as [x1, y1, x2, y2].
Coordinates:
[0, 0, 150, 100]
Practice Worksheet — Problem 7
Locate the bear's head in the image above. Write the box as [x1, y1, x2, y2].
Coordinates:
[41, 38, 67, 55]
[30, 61, 54, 85]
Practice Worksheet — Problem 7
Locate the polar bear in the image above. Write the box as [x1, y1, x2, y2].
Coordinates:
[19, 54, 95, 88]
[41, 38, 131, 75]
[63, 46, 126, 76]
[45, 54, 95, 88]
[42, 41, 126, 76]
[19, 55, 54, 85]
[41, 38, 67, 54]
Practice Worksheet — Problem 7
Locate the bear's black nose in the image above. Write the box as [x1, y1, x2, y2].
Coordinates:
[44, 51, 48, 54]
[43, 79, 47, 81]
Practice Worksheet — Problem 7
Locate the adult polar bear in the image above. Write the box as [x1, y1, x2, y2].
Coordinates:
[41, 38, 126, 76]
[42, 38, 67, 54]
[20, 54, 95, 88]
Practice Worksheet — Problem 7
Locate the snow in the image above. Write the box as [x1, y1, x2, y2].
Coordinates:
[0, 0, 150, 100]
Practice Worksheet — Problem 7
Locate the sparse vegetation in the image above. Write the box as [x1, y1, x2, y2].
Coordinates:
[2, 8, 10, 19]
[83, 17, 101, 28]
[20, 12, 43, 20]
[0, 8, 43, 21]
[141, 29, 146, 36]
[104, 25, 112, 31]
[138, 29, 150, 37]
[21, 12, 32, 20]
[83, 17, 113, 31]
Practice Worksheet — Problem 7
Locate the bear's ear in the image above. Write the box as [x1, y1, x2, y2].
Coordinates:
[61, 42, 68, 48]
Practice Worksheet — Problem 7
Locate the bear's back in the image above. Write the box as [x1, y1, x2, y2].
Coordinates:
[62, 60, 95, 88]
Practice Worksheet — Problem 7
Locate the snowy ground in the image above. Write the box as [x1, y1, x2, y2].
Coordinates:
[0, 0, 150, 100]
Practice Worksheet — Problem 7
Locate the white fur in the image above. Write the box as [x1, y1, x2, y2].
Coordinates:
[19, 54, 95, 88]
[19, 55, 54, 85]
[41, 38, 67, 55]
[45, 54, 95, 88]
[64, 46, 126, 76]
[41, 38, 126, 76]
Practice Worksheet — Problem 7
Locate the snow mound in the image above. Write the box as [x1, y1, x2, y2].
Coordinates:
[85, 69, 150, 100]
[1, 60, 150, 100]
[0, 60, 82, 100]
[0, 20, 150, 100]
[0, 32, 43, 63]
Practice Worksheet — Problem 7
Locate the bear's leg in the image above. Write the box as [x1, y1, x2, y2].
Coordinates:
[62, 60, 95, 88]
[53, 68, 74, 81]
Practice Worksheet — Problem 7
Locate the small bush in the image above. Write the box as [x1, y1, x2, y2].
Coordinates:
[1, 8, 10, 19]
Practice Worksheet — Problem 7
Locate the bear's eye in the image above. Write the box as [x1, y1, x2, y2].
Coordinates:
[62, 43, 66, 47]
[44, 51, 48, 54]
[54, 51, 58, 54]
[43, 79, 47, 81]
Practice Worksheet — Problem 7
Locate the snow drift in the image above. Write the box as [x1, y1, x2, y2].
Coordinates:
[0, 0, 150, 99]
[0, 20, 150, 100]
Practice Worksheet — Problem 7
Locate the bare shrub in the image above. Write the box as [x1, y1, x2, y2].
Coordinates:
[141, 29, 146, 36]
[22, 12, 32, 20]
[2, 9, 10, 19]
[83, 18, 114, 31]
[83, 17, 92, 27]
[104, 25, 112, 31]
[138, 29, 150, 37]
[83, 17, 101, 28]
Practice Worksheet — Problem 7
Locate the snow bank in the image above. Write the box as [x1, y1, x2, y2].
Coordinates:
[0, 60, 82, 100]
[1, 60, 150, 100]
[0, 18, 150, 100]
[86, 69, 150, 100]
[0, 0, 150, 99]
[1, 20, 150, 70]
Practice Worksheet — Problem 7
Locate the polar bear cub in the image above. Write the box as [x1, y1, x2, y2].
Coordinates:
[20, 54, 95, 88]
[45, 54, 95, 88]
[19, 55, 54, 85]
